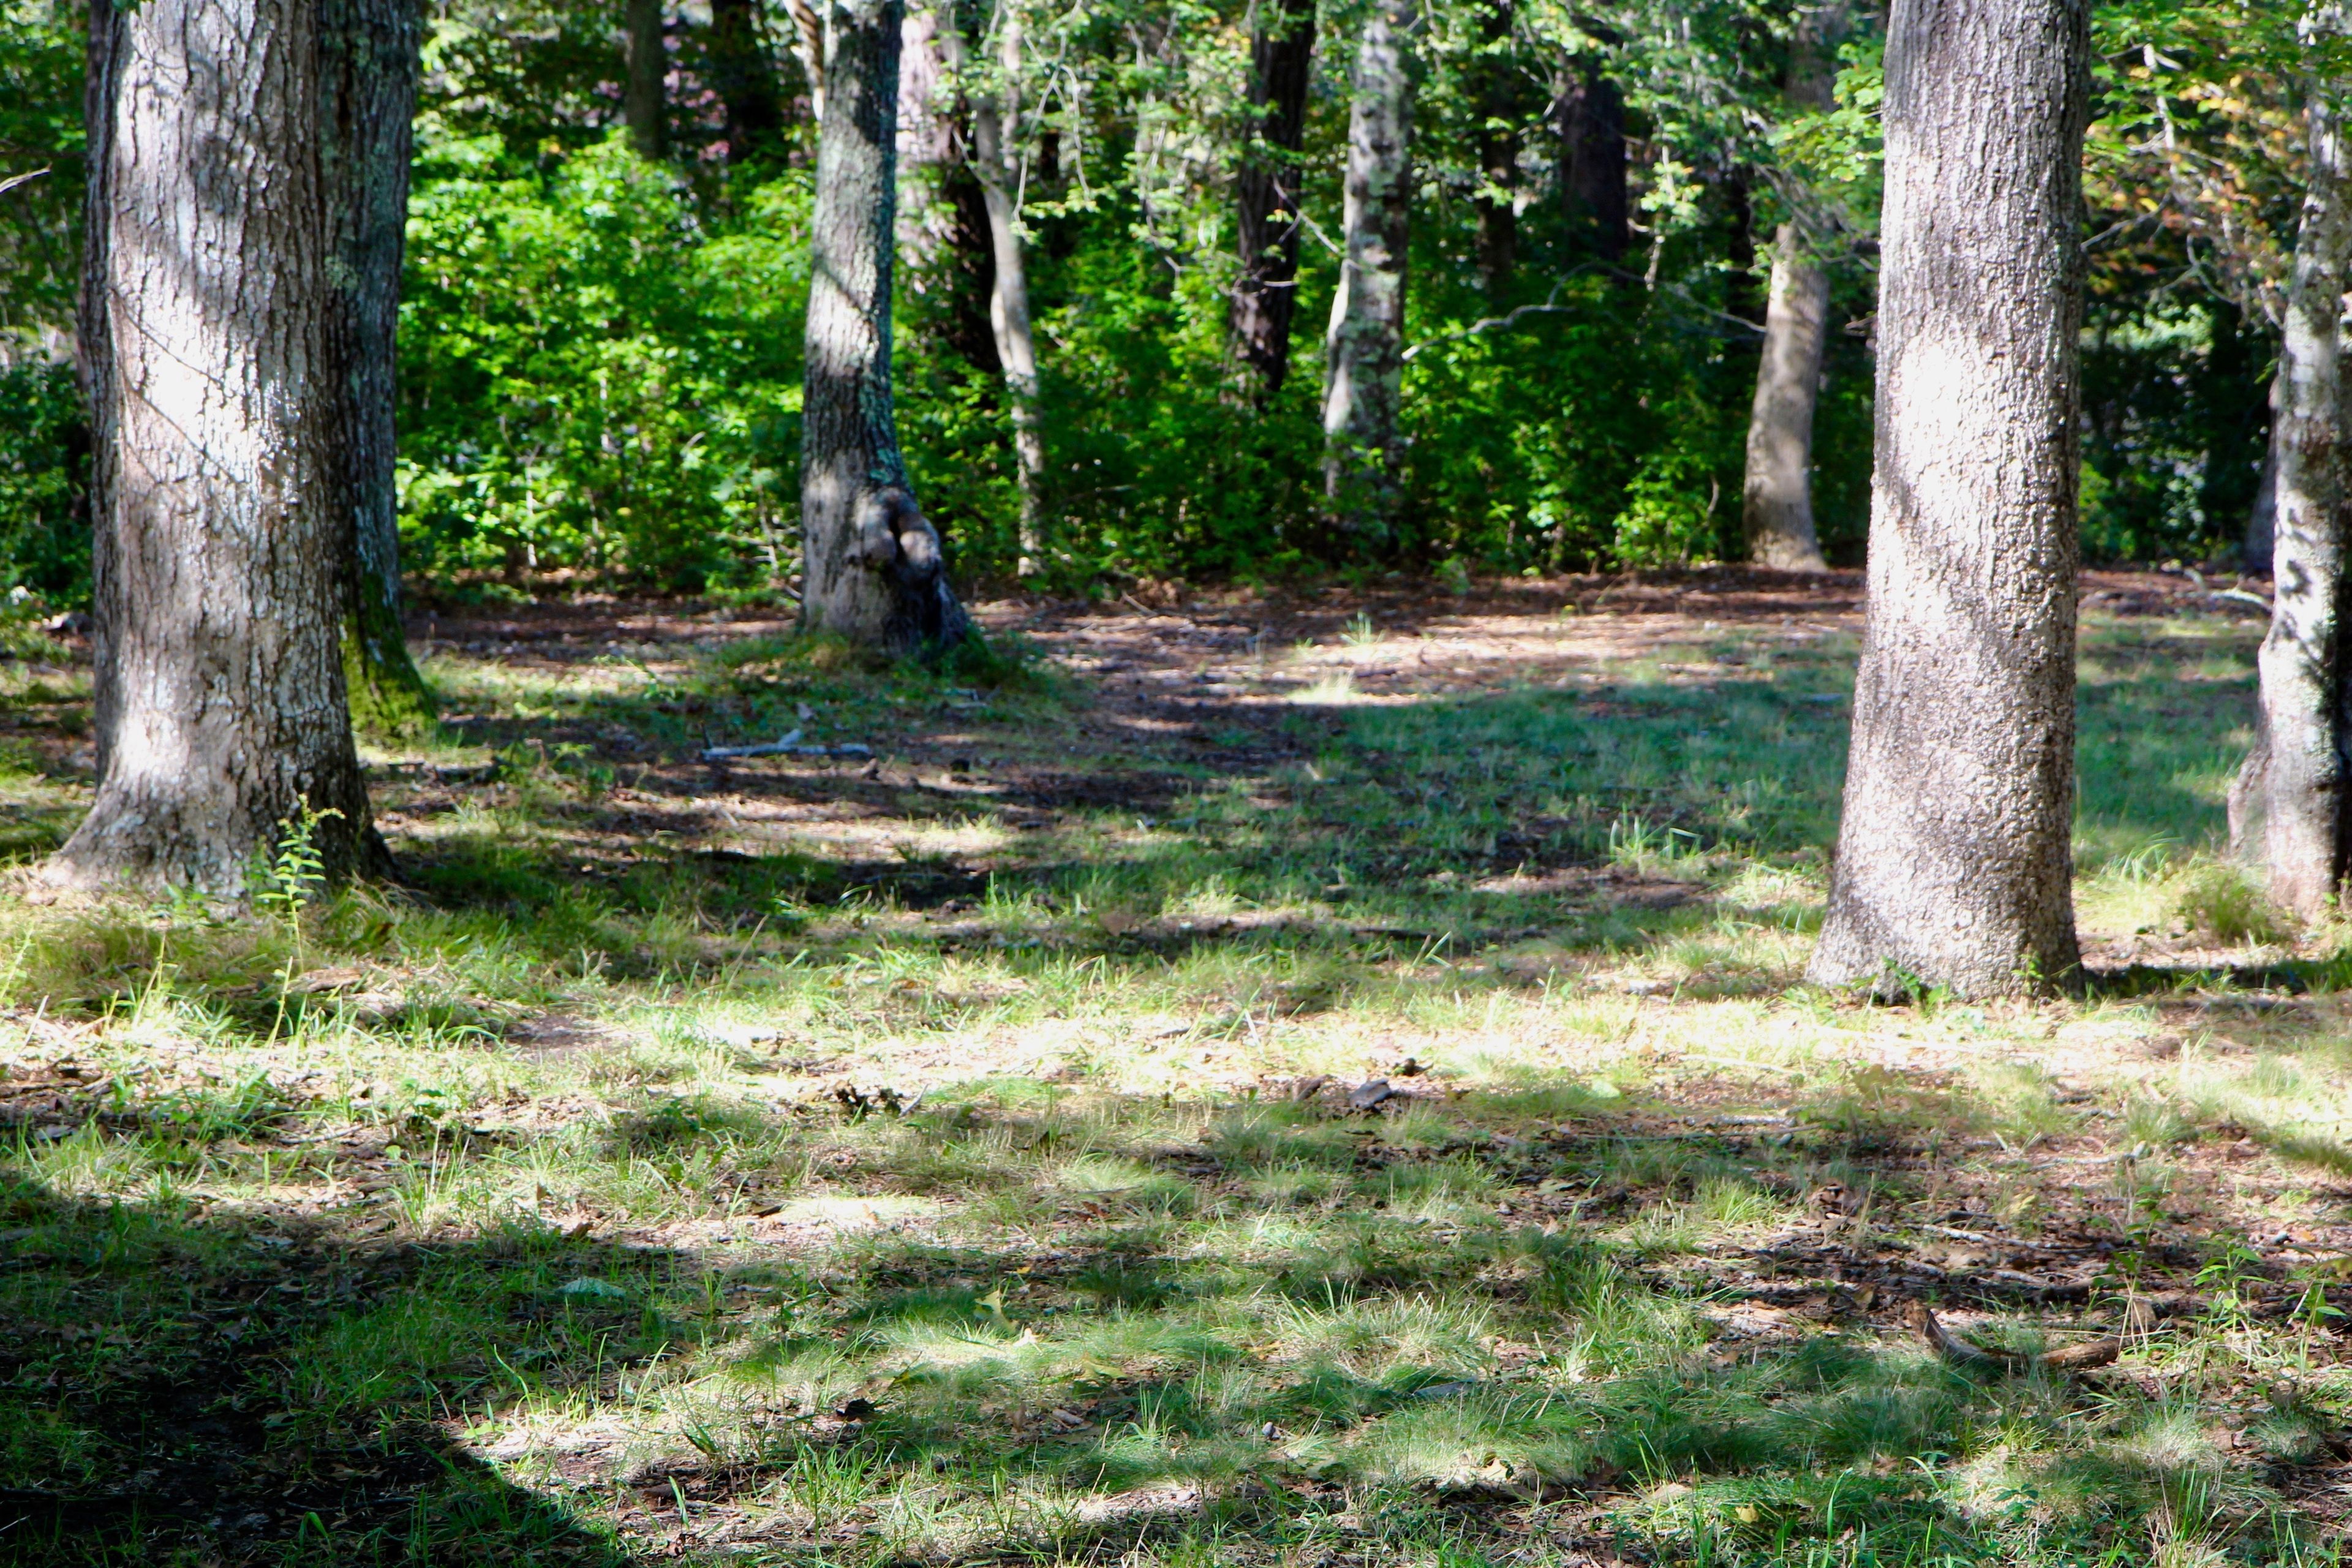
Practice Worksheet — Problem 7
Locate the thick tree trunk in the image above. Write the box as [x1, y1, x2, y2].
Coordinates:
[1807, 0, 2091, 998]
[710, 0, 785, 164]
[1322, 0, 1415, 544]
[2242, 42, 2352, 921]
[1231, 0, 1316, 401]
[55, 0, 380, 893]
[1472, 1, 1517, 295]
[801, 0, 970, 656]
[323, 0, 433, 739]
[1742, 0, 1847, 571]
[1558, 58, 1626, 262]
[625, 0, 667, 158]
[937, 4, 1047, 575]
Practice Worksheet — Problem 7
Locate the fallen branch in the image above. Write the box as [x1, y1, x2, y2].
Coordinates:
[1907, 1301, 2119, 1372]
[700, 728, 874, 762]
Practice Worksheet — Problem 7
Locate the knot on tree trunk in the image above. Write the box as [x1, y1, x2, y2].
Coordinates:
[853, 486, 973, 657]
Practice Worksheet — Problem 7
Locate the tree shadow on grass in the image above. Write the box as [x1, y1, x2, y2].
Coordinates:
[0, 1176, 666, 1566]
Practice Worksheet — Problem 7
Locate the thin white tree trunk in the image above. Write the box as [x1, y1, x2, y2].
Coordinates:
[1321, 0, 1416, 543]
[938, 2, 1047, 574]
[2241, 15, 2352, 920]
[1807, 0, 2092, 998]
[55, 0, 380, 891]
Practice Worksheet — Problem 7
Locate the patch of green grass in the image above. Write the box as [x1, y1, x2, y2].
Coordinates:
[3, 601, 2348, 1564]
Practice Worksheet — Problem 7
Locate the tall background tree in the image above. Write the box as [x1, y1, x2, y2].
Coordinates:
[1323, 0, 1419, 542]
[2232, 5, 2351, 922]
[801, 0, 970, 654]
[1740, 0, 1849, 572]
[1808, 0, 2092, 997]
[325, 0, 434, 739]
[1231, 0, 1316, 401]
[56, 0, 380, 891]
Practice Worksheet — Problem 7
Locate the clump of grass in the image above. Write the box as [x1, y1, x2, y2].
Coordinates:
[2173, 864, 2288, 945]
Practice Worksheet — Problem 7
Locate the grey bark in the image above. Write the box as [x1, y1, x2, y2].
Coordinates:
[625, 0, 667, 157]
[1231, 0, 1316, 401]
[1558, 57, 1626, 262]
[1807, 0, 2092, 998]
[2235, 27, 2352, 921]
[800, 0, 970, 655]
[1742, 0, 1848, 572]
[323, 0, 433, 738]
[1322, 0, 1416, 544]
[56, 0, 381, 892]
[937, 3, 1047, 574]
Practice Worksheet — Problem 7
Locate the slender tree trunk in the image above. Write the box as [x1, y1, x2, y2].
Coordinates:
[1558, 56, 1626, 262]
[1807, 0, 2092, 998]
[710, 0, 785, 164]
[1322, 0, 1415, 544]
[2238, 31, 2352, 921]
[801, 0, 971, 656]
[1472, 0, 1516, 295]
[1742, 0, 1847, 571]
[788, 0, 827, 126]
[937, 4, 1047, 574]
[1744, 230, 1833, 568]
[2246, 437, 2280, 575]
[55, 0, 380, 892]
[323, 0, 433, 739]
[625, 0, 667, 157]
[1231, 0, 1316, 401]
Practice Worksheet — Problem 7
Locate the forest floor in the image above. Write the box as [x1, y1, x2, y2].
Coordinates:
[5, 567, 2351, 1567]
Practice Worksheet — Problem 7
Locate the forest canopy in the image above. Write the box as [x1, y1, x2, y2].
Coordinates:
[0, 0, 2294, 601]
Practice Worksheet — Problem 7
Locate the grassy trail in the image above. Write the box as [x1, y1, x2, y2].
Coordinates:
[2, 570, 2346, 1567]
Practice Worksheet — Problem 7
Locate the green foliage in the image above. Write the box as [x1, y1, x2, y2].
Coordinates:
[0, 358, 85, 602]
[397, 127, 807, 595]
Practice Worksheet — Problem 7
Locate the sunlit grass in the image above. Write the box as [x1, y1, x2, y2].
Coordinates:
[5, 600, 2351, 1565]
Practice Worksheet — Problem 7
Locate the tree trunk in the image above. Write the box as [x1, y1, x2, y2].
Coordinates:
[625, 0, 667, 158]
[1558, 57, 1626, 262]
[788, 0, 827, 127]
[2245, 397, 2280, 575]
[1472, 0, 1517, 295]
[800, 0, 971, 657]
[1806, 0, 2092, 998]
[1322, 0, 1415, 545]
[1231, 0, 1316, 401]
[1743, 228, 1833, 568]
[1741, 0, 1847, 571]
[710, 0, 785, 164]
[937, 3, 1047, 575]
[2242, 37, 2352, 921]
[55, 0, 380, 893]
[323, 0, 434, 739]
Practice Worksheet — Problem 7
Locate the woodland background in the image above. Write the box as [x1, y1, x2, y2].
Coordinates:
[0, 0, 2294, 606]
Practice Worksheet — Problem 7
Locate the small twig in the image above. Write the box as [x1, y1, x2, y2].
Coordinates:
[0, 168, 49, 200]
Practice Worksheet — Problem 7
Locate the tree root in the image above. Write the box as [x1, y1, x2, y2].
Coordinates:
[1906, 1301, 2120, 1372]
